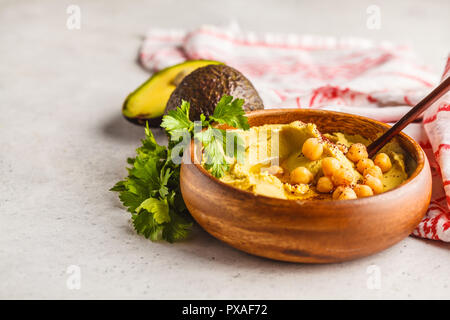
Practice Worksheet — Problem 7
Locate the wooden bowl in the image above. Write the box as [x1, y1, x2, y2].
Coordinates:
[180, 109, 432, 263]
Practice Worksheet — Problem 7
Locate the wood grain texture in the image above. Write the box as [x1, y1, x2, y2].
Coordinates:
[180, 109, 432, 263]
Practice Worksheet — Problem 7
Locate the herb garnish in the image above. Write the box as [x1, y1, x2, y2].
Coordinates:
[111, 95, 249, 242]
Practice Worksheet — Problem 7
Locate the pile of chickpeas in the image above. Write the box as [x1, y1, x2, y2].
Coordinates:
[289, 137, 393, 200]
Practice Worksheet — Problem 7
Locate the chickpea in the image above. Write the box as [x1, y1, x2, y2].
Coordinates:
[290, 166, 313, 185]
[332, 186, 347, 200]
[364, 175, 383, 194]
[356, 158, 374, 174]
[322, 157, 340, 177]
[363, 166, 383, 180]
[332, 168, 354, 186]
[316, 176, 334, 193]
[302, 138, 323, 161]
[261, 165, 284, 176]
[337, 188, 358, 200]
[337, 144, 348, 154]
[374, 153, 392, 173]
[346, 143, 368, 163]
[354, 184, 374, 198]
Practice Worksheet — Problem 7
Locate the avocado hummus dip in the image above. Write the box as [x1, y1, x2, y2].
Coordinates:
[217, 121, 410, 200]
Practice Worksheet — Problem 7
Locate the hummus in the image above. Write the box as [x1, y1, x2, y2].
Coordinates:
[217, 121, 410, 200]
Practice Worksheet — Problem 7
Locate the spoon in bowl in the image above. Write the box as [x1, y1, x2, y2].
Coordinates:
[367, 76, 450, 158]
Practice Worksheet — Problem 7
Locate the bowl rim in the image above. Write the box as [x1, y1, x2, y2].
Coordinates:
[186, 108, 426, 204]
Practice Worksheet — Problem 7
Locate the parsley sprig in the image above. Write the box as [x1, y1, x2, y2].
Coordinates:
[111, 95, 249, 242]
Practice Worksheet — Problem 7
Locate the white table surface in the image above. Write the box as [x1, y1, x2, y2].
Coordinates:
[1, 0, 449, 299]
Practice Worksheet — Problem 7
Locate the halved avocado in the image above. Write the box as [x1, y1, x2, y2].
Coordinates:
[123, 60, 223, 126]
[166, 64, 264, 121]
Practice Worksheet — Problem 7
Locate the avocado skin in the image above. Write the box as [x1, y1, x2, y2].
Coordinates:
[165, 64, 264, 121]
[123, 114, 162, 127]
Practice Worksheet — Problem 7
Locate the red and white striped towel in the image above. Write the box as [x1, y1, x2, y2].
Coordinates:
[139, 24, 450, 242]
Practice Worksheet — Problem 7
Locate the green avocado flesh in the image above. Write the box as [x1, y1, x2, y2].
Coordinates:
[122, 60, 223, 126]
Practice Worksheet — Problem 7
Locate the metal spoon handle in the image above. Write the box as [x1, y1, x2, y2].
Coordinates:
[367, 76, 450, 158]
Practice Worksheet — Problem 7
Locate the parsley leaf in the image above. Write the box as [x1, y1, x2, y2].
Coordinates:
[209, 95, 250, 130]
[112, 95, 250, 242]
[136, 198, 170, 224]
[194, 126, 229, 178]
[110, 125, 192, 242]
[162, 209, 192, 243]
[118, 190, 147, 213]
[161, 100, 193, 138]
[132, 210, 162, 241]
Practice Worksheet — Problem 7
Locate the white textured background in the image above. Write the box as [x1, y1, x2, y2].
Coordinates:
[0, 0, 449, 299]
